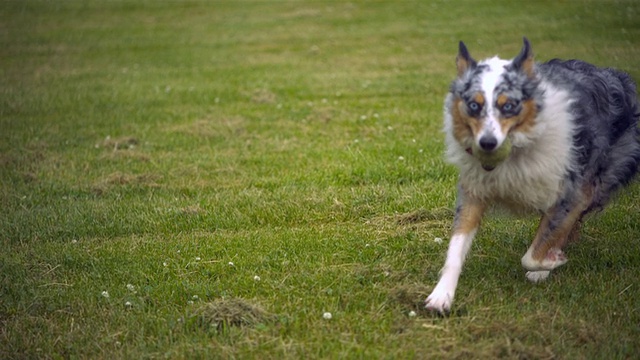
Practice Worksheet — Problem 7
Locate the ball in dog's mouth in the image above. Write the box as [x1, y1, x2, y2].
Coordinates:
[470, 138, 512, 171]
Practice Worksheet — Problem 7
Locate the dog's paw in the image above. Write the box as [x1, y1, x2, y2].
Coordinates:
[522, 247, 568, 271]
[545, 248, 567, 264]
[425, 289, 453, 314]
[525, 270, 551, 283]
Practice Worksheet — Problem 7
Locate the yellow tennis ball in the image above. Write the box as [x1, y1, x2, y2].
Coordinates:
[471, 138, 512, 171]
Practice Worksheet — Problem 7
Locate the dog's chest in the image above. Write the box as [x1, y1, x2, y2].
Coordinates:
[459, 147, 569, 212]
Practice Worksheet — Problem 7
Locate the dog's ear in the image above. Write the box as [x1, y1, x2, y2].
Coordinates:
[456, 41, 477, 77]
[512, 37, 535, 78]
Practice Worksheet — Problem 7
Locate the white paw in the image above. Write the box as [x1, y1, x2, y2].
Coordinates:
[525, 270, 551, 283]
[522, 247, 568, 271]
[425, 288, 453, 314]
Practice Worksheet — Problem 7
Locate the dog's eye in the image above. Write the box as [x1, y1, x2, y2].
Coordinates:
[501, 100, 520, 114]
[467, 101, 482, 114]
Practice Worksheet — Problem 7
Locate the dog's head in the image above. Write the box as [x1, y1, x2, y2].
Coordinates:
[447, 38, 541, 153]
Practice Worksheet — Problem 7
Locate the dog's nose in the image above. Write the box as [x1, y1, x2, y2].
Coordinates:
[479, 135, 498, 151]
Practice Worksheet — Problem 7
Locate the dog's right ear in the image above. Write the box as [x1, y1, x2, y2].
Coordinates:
[457, 41, 477, 77]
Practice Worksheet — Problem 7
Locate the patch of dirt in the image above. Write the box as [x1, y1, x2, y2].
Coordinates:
[389, 283, 432, 313]
[191, 298, 276, 333]
[250, 89, 277, 104]
[306, 107, 335, 123]
[179, 205, 204, 215]
[96, 135, 150, 162]
[366, 208, 453, 241]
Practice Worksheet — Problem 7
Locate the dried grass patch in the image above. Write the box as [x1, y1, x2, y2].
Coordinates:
[191, 298, 277, 333]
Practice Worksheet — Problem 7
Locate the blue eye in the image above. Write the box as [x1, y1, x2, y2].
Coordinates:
[468, 101, 480, 112]
[501, 100, 520, 114]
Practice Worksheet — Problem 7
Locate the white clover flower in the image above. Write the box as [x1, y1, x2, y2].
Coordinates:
[192, 295, 199, 301]
[408, 310, 417, 317]
[101, 291, 110, 298]
[323, 312, 332, 320]
[253, 275, 261, 281]
[398, 156, 405, 161]
[187, 300, 194, 305]
[71, 239, 78, 244]
[126, 284, 136, 292]
[125, 301, 132, 308]
[434, 237, 443, 244]
[163, 262, 168, 267]
[228, 262, 234, 267]
[195, 257, 201, 261]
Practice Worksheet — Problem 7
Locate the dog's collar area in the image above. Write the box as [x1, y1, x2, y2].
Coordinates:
[465, 147, 496, 171]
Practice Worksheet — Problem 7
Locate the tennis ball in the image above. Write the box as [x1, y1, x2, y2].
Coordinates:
[471, 138, 512, 171]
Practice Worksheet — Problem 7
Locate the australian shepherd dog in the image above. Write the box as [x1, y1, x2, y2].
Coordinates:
[425, 38, 640, 313]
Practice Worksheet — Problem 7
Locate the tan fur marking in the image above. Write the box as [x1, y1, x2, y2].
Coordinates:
[451, 98, 481, 143]
[514, 99, 538, 132]
[521, 57, 535, 78]
[454, 191, 486, 234]
[500, 99, 538, 135]
[473, 93, 485, 106]
[496, 94, 508, 108]
[456, 56, 470, 78]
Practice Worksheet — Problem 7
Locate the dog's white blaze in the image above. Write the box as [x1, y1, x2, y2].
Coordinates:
[478, 57, 510, 147]
[426, 230, 477, 312]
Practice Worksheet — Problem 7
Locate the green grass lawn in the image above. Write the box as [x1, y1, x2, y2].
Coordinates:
[2, 0, 640, 358]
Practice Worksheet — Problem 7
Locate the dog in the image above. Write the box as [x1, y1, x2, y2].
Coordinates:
[425, 37, 640, 313]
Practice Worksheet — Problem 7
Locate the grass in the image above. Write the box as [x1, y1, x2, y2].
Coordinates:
[1, 0, 640, 358]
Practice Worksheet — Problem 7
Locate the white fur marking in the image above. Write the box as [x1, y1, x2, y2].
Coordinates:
[425, 230, 476, 313]
[525, 270, 551, 283]
[478, 58, 510, 147]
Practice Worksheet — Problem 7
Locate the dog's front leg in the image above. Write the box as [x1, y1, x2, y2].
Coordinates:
[426, 186, 485, 314]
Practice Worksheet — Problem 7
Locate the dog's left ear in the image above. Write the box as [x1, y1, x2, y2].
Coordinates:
[456, 41, 477, 78]
[512, 37, 535, 78]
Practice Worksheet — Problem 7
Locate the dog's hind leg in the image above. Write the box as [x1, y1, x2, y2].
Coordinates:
[426, 186, 485, 313]
[521, 185, 594, 274]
